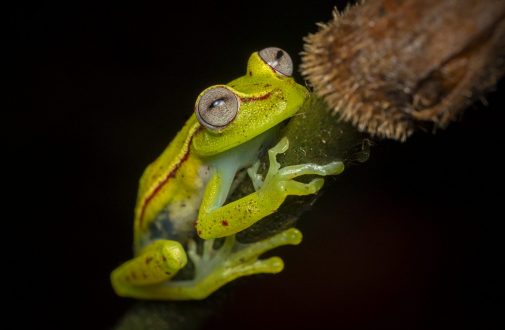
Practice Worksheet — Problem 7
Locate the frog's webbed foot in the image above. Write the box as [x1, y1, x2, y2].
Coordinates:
[137, 228, 302, 300]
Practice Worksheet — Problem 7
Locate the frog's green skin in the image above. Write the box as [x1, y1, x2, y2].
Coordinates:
[111, 48, 344, 300]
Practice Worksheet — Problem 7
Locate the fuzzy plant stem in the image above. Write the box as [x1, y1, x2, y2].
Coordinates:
[302, 0, 505, 141]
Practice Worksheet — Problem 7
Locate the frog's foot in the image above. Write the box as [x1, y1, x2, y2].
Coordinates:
[133, 228, 302, 300]
[111, 240, 187, 298]
[263, 137, 344, 196]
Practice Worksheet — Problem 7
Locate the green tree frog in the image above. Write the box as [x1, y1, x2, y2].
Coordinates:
[111, 47, 344, 300]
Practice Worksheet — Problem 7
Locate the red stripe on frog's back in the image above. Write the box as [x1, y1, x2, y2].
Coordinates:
[239, 91, 271, 103]
[135, 121, 202, 231]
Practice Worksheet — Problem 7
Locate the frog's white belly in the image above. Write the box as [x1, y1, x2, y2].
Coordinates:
[167, 165, 212, 236]
[142, 165, 211, 247]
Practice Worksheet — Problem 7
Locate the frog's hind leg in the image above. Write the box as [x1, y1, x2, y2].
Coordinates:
[111, 240, 187, 298]
[134, 227, 303, 300]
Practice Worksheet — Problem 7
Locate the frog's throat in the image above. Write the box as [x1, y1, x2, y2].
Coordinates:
[138, 124, 202, 229]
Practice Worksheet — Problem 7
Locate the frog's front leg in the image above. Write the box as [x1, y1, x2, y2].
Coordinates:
[196, 137, 344, 239]
[111, 240, 187, 297]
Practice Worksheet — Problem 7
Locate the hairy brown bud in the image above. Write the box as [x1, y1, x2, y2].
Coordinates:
[302, 0, 505, 141]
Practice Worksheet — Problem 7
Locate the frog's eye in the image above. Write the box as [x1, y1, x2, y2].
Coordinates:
[258, 47, 293, 77]
[196, 86, 239, 130]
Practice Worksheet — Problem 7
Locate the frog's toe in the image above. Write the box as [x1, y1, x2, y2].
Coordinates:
[264, 137, 290, 177]
[278, 161, 344, 180]
[238, 256, 284, 275]
[306, 178, 325, 193]
[283, 227, 303, 244]
[278, 178, 325, 196]
[260, 256, 284, 273]
[228, 228, 302, 267]
[322, 161, 345, 175]
[269, 136, 290, 155]
[247, 160, 264, 191]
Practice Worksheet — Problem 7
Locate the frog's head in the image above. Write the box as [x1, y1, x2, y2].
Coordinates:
[192, 47, 309, 156]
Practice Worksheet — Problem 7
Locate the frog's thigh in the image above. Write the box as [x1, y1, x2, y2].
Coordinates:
[111, 240, 187, 297]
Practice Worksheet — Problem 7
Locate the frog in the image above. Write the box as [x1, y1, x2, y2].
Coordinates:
[111, 47, 344, 300]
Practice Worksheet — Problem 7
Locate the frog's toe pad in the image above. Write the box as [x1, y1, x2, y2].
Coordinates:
[324, 161, 345, 175]
[252, 256, 284, 274]
[279, 178, 325, 196]
[283, 227, 303, 245]
[270, 136, 290, 155]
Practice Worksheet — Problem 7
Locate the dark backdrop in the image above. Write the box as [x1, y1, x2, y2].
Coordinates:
[10, 1, 504, 329]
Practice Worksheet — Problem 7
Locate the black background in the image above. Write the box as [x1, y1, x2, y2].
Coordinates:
[10, 0, 504, 329]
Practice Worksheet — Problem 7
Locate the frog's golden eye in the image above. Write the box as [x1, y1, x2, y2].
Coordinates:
[259, 47, 293, 77]
[196, 86, 239, 130]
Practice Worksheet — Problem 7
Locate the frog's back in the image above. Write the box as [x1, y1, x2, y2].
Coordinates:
[133, 116, 207, 250]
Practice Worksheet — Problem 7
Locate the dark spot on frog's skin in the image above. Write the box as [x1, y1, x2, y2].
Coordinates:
[181, 203, 186, 207]
[198, 230, 202, 236]
[162, 255, 167, 262]
[221, 220, 229, 226]
[165, 271, 171, 275]
[249, 70, 253, 76]
[142, 273, 147, 279]
[131, 272, 137, 280]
